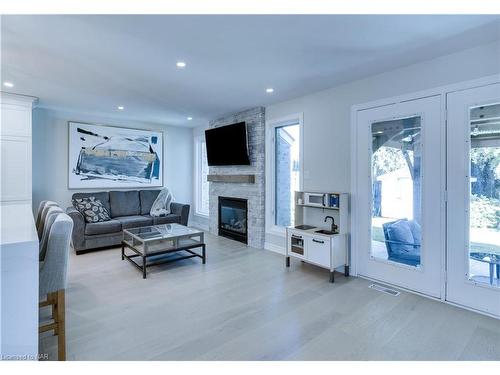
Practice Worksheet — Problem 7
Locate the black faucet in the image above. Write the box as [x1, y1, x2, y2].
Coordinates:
[324, 216, 338, 233]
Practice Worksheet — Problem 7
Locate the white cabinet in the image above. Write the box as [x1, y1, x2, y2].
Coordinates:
[1, 136, 32, 202]
[1, 103, 32, 137]
[286, 227, 348, 282]
[0, 93, 37, 204]
[307, 236, 330, 268]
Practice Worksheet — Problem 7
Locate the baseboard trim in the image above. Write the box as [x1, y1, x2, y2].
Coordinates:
[264, 241, 285, 255]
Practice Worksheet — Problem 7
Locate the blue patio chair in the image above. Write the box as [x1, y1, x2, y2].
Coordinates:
[382, 219, 421, 266]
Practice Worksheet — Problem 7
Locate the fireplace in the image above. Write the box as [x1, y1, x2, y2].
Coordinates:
[218, 196, 248, 244]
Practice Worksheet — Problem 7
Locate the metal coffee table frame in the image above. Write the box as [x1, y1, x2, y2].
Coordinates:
[121, 224, 206, 279]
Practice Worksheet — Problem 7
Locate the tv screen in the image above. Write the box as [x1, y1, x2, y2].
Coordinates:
[205, 122, 250, 166]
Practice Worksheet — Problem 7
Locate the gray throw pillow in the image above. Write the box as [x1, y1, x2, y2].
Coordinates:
[72, 196, 111, 223]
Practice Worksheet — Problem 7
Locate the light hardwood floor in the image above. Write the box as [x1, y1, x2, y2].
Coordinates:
[39, 231, 500, 360]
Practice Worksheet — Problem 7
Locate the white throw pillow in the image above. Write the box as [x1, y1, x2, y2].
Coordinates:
[150, 188, 174, 217]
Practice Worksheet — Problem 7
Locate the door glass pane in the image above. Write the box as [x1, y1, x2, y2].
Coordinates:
[469, 103, 500, 287]
[275, 124, 300, 227]
[371, 116, 422, 267]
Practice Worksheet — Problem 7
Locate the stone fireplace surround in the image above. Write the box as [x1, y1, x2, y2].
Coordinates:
[208, 107, 265, 249]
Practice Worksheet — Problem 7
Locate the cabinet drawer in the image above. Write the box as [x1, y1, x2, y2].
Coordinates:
[307, 236, 330, 268]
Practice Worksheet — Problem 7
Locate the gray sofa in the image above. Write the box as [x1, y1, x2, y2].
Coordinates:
[66, 190, 190, 254]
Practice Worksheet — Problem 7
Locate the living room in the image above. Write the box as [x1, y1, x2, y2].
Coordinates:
[1, 1, 500, 371]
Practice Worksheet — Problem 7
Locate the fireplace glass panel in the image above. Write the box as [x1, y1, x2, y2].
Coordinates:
[218, 197, 248, 244]
[220, 206, 247, 234]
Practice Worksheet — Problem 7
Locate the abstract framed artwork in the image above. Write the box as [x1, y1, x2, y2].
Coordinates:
[68, 122, 163, 189]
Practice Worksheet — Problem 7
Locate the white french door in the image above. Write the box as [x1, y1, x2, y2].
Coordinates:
[447, 84, 500, 317]
[355, 95, 444, 298]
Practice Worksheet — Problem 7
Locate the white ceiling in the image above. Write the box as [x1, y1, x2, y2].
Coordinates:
[2, 15, 500, 127]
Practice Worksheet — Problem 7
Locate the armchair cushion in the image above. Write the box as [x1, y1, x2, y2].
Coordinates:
[383, 219, 421, 265]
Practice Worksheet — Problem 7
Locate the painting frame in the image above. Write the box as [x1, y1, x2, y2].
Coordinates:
[68, 121, 164, 189]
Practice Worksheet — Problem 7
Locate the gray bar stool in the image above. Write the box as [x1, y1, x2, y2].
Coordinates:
[39, 213, 73, 361]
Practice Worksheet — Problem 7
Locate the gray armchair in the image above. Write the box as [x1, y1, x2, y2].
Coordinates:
[39, 213, 73, 361]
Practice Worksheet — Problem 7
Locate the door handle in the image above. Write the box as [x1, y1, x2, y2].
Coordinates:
[312, 239, 325, 244]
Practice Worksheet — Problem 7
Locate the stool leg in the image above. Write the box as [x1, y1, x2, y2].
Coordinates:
[56, 289, 66, 361]
[51, 292, 58, 335]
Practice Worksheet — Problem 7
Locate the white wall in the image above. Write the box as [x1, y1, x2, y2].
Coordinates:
[32, 108, 193, 214]
[265, 41, 500, 250]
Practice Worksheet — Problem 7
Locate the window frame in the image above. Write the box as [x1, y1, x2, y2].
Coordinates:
[265, 113, 304, 237]
[193, 135, 209, 218]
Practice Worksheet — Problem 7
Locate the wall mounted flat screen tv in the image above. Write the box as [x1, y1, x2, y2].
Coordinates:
[205, 122, 250, 166]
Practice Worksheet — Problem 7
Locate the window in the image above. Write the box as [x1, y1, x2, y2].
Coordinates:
[468, 103, 500, 287]
[268, 114, 302, 231]
[194, 137, 209, 217]
[370, 116, 422, 267]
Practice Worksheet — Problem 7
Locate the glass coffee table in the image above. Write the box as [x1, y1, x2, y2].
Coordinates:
[122, 223, 205, 279]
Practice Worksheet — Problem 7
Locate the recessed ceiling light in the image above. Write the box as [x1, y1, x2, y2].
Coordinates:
[266, 88, 274, 93]
[187, 117, 193, 121]
[176, 61, 186, 68]
[3, 81, 14, 88]
[117, 106, 124, 110]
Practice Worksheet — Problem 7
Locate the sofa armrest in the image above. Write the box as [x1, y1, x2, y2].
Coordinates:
[170, 203, 190, 226]
[66, 206, 86, 251]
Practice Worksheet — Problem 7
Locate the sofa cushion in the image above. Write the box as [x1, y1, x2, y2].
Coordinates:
[109, 191, 140, 217]
[143, 214, 181, 225]
[139, 190, 161, 215]
[115, 215, 153, 229]
[72, 191, 111, 214]
[85, 219, 122, 235]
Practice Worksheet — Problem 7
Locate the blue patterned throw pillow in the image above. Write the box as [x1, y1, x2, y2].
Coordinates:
[72, 196, 111, 223]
